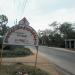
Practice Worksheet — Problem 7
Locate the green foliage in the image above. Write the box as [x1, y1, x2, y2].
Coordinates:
[38, 22, 75, 48]
[59, 22, 72, 34]
[0, 24, 9, 36]
[0, 15, 8, 25]
[59, 22, 75, 39]
[0, 37, 3, 44]
[0, 46, 33, 57]
[0, 14, 9, 36]
[14, 47, 32, 56]
[0, 37, 3, 48]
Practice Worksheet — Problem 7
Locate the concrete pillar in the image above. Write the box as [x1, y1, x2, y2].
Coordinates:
[69, 40, 71, 48]
[42, 39, 43, 45]
[74, 40, 75, 48]
[65, 40, 67, 48]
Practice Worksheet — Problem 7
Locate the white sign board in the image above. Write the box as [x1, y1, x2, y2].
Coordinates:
[3, 18, 38, 46]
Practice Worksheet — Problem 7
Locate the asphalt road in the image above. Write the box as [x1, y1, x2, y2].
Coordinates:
[29, 46, 75, 75]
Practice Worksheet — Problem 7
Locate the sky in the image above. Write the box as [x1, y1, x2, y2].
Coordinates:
[0, 0, 75, 31]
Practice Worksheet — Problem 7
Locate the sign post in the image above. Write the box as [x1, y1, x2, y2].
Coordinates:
[34, 46, 39, 74]
[0, 44, 4, 65]
[0, 39, 4, 73]
[0, 17, 39, 74]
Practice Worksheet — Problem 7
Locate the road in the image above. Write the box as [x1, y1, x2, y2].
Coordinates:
[29, 46, 75, 75]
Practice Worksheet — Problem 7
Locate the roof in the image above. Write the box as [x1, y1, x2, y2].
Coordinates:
[19, 17, 29, 26]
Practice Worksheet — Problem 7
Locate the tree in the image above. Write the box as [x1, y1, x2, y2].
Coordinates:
[0, 15, 9, 46]
[49, 21, 60, 33]
[59, 22, 75, 39]
[0, 15, 9, 36]
[38, 21, 75, 48]
[0, 15, 8, 25]
[38, 29, 52, 46]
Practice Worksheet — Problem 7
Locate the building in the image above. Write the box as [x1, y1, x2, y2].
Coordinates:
[65, 39, 75, 48]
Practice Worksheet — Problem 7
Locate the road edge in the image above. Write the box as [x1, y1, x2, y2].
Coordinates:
[55, 64, 75, 75]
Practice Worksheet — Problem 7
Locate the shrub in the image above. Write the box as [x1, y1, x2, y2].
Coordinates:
[0, 46, 33, 57]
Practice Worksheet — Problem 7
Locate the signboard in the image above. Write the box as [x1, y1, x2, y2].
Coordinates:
[3, 17, 38, 46]
[1, 18, 39, 73]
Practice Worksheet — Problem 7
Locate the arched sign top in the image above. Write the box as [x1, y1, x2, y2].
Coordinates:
[3, 17, 39, 46]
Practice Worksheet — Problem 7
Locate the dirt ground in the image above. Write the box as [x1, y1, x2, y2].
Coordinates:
[1, 53, 60, 75]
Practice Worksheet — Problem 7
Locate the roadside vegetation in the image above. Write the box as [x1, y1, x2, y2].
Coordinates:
[38, 21, 75, 48]
[0, 45, 33, 57]
[0, 63, 50, 75]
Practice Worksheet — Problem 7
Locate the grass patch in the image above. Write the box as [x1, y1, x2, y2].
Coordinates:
[0, 63, 50, 75]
